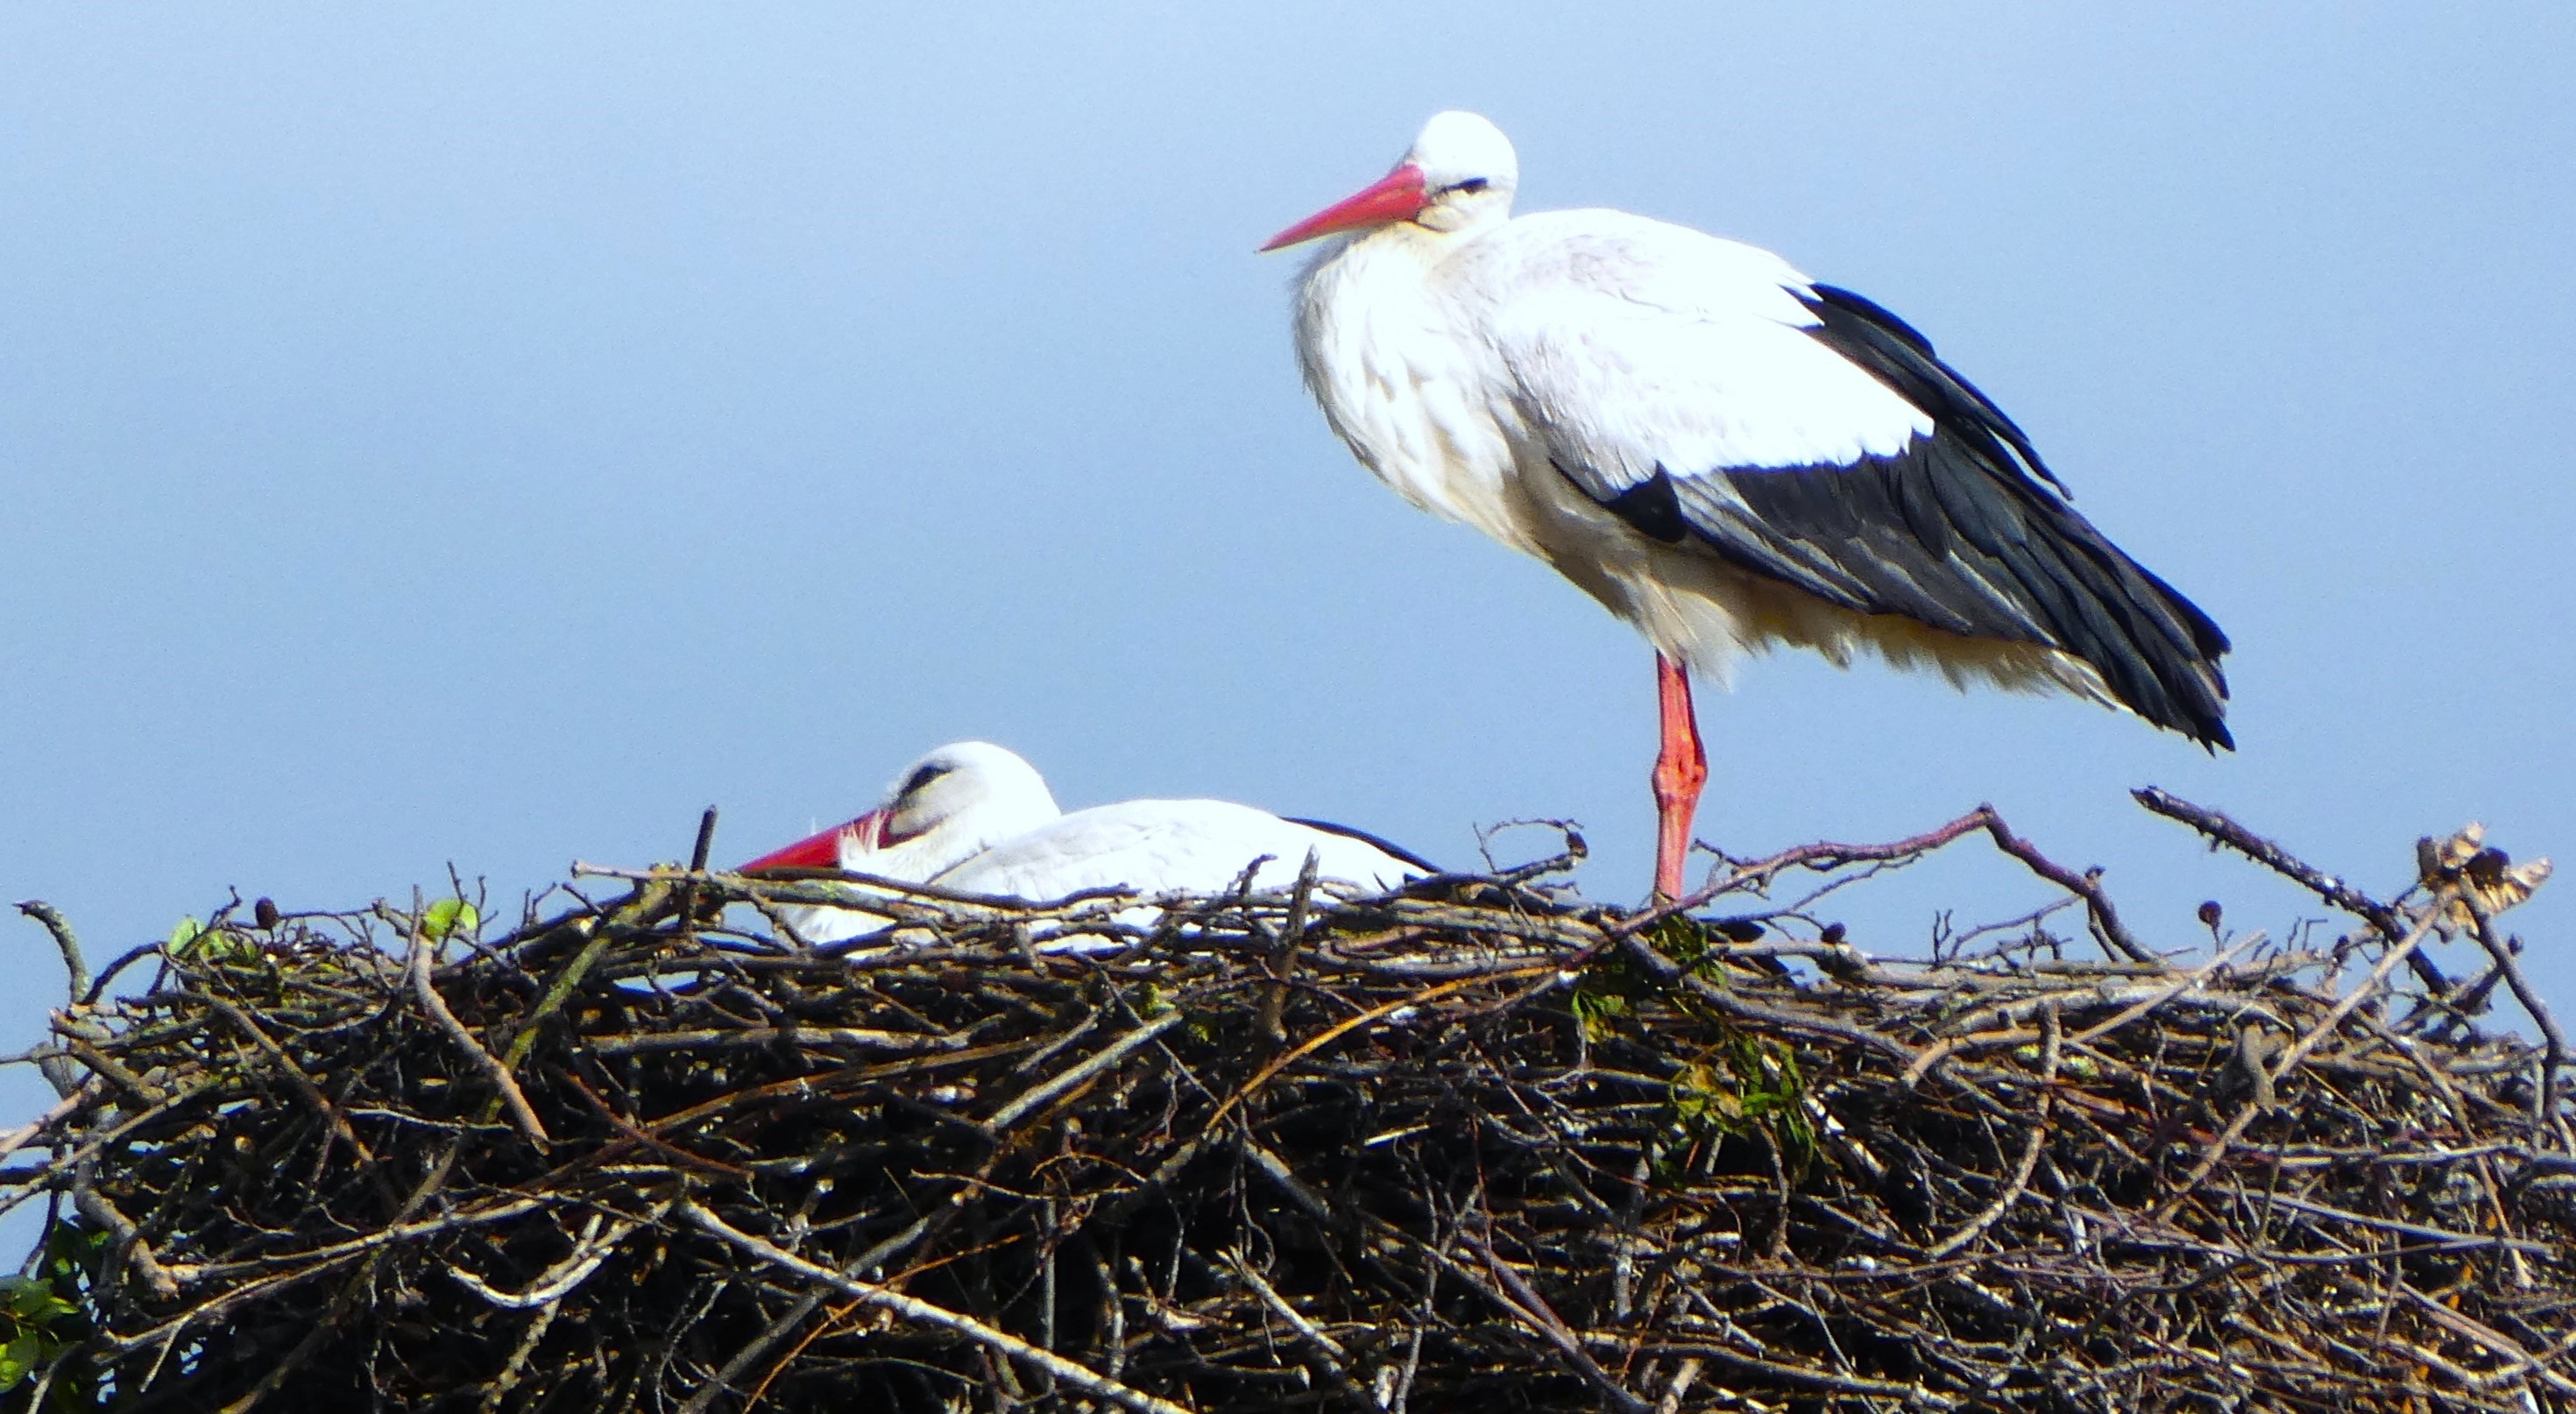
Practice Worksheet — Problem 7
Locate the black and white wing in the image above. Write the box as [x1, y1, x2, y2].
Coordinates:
[1461, 210, 2233, 747]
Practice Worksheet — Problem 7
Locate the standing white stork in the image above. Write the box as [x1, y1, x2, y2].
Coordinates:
[1263, 111, 2232, 901]
[740, 741, 1436, 943]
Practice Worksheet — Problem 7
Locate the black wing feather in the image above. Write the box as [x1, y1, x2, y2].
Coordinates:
[1805, 283, 2065, 495]
[1279, 817, 1443, 875]
[1577, 286, 2234, 748]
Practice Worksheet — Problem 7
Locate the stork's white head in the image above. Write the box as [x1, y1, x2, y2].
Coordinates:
[1262, 110, 1518, 251]
[739, 740, 1062, 884]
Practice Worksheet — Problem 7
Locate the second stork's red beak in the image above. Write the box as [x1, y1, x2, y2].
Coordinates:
[1261, 163, 1429, 251]
[739, 810, 886, 873]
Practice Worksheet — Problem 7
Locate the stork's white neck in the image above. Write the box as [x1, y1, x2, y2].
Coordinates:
[1290, 225, 1535, 554]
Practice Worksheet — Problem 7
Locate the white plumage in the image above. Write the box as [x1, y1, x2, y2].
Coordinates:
[1266, 111, 2231, 899]
[739, 742, 1435, 944]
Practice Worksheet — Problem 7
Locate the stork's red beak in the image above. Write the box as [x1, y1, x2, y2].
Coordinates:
[1261, 163, 1429, 251]
[739, 810, 884, 873]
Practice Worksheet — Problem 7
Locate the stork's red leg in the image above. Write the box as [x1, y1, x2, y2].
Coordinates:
[1651, 653, 1708, 901]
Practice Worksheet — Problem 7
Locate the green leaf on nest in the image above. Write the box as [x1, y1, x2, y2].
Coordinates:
[422, 897, 480, 942]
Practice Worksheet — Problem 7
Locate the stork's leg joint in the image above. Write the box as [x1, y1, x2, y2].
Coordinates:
[1651, 735, 1708, 807]
[1651, 654, 1708, 901]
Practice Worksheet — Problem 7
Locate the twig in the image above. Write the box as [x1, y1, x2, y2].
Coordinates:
[2454, 889, 2566, 1129]
[1971, 808, 2152, 964]
[1224, 1247, 1383, 1410]
[2254, 1192, 2554, 1256]
[215, 1249, 388, 1414]
[681, 1133, 1037, 1414]
[1618, 934, 1924, 1067]
[450, 1208, 650, 1309]
[2267, 919, 2438, 1080]
[1653, 1356, 1704, 1414]
[203, 997, 378, 1167]
[677, 1199, 1193, 1414]
[15, 900, 92, 1003]
[2152, 916, 2438, 1224]
[499, 892, 652, 1071]
[1257, 851, 1321, 1045]
[1728, 809, 2007, 891]
[407, 925, 551, 1149]
[130, 1196, 548, 1290]
[1613, 807, 2003, 937]
[1200, 967, 1555, 1135]
[2068, 930, 2269, 1046]
[476, 1299, 564, 1414]
[2396, 1285, 2576, 1397]
[2134, 788, 2407, 940]
[2134, 787, 2447, 992]
[980, 1013, 1183, 1137]
[690, 807, 719, 873]
[0, 1084, 99, 1167]
[1924, 1006, 2056, 1258]
[1634, 805, 2153, 964]
[1461, 1234, 1652, 1414]
[672, 806, 720, 942]
[72, 1158, 180, 1301]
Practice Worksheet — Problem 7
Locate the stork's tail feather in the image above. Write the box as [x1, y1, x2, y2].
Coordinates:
[2024, 520, 2233, 751]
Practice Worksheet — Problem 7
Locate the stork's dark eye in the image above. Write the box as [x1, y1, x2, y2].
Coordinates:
[1450, 178, 1490, 195]
[896, 764, 952, 798]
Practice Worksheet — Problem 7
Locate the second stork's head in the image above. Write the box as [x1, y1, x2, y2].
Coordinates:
[1262, 110, 1518, 251]
[738, 741, 1062, 883]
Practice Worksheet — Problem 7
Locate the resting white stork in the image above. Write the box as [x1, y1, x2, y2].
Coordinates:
[1263, 110, 2232, 901]
[739, 741, 1436, 943]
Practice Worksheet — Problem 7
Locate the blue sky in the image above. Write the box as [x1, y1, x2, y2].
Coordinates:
[4, 3, 2571, 1208]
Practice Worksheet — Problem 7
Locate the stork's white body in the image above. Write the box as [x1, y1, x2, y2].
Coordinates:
[1297, 204, 2094, 703]
[740, 742, 1433, 945]
[937, 798, 1426, 901]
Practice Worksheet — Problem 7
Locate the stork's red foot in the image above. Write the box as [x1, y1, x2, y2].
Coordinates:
[1651, 654, 1707, 901]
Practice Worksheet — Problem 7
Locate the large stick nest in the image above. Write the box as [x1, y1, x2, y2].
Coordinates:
[5, 794, 2572, 1412]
